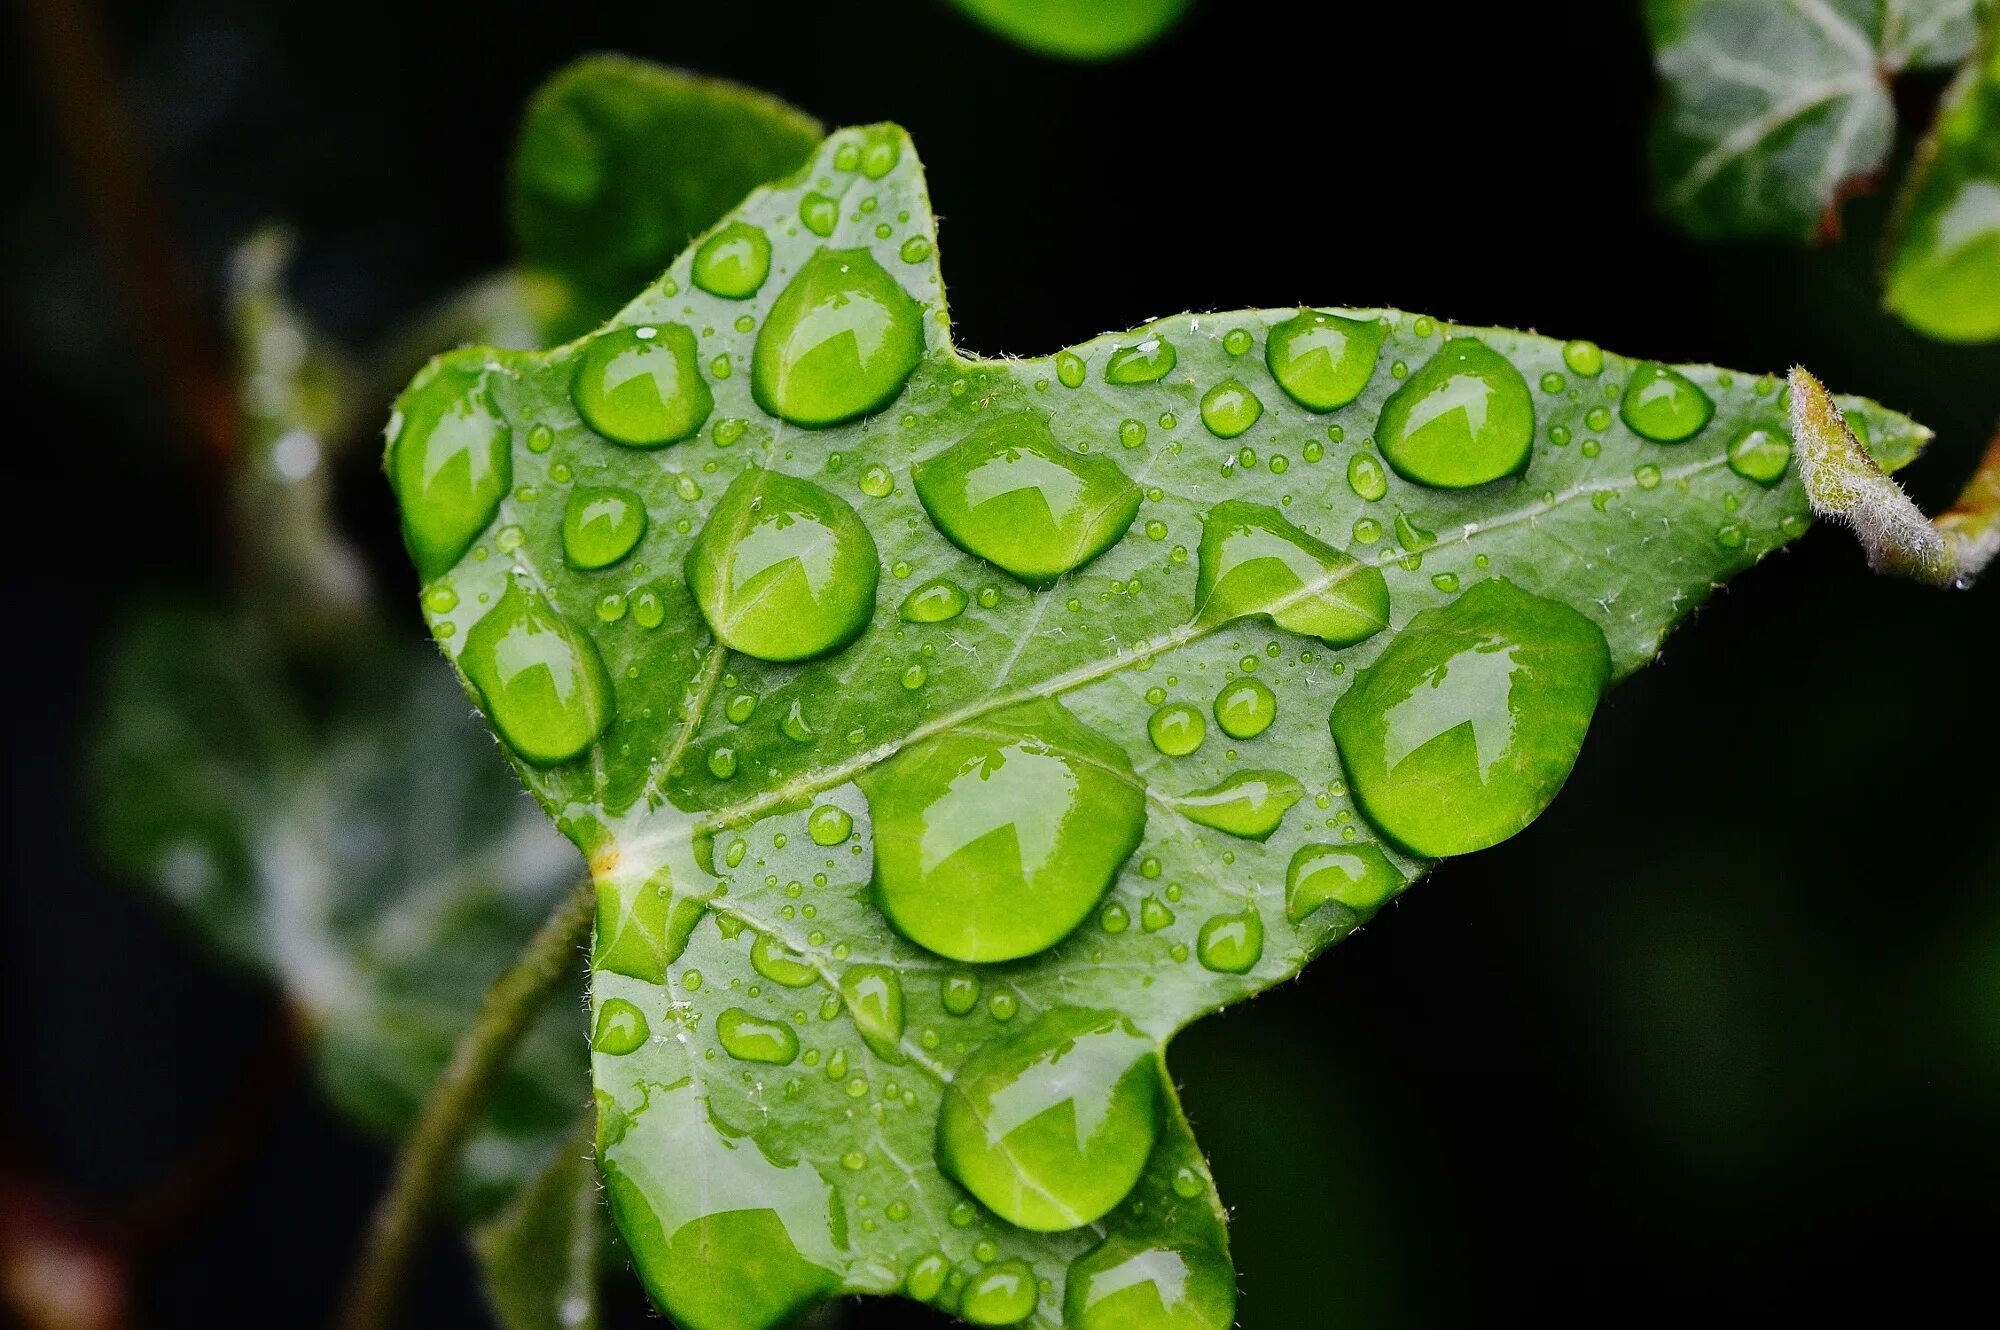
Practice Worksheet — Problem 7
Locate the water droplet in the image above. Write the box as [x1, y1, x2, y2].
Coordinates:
[1196, 909, 1263, 973]
[859, 698, 1146, 963]
[753, 248, 924, 427]
[906, 1253, 950, 1303]
[1715, 522, 1746, 550]
[1286, 842, 1404, 922]
[708, 747, 738, 780]
[900, 235, 932, 264]
[461, 582, 612, 766]
[751, 932, 819, 988]
[808, 804, 854, 845]
[987, 990, 1018, 1021]
[840, 964, 906, 1062]
[1199, 379, 1263, 439]
[1562, 339, 1604, 377]
[900, 577, 968, 623]
[914, 413, 1140, 587]
[572, 324, 712, 447]
[1056, 350, 1087, 388]
[561, 485, 648, 569]
[1221, 328, 1254, 356]
[1330, 578, 1610, 857]
[1620, 363, 1713, 442]
[1104, 337, 1177, 385]
[942, 971, 980, 1016]
[687, 468, 879, 662]
[1212, 677, 1276, 740]
[1100, 902, 1130, 932]
[800, 193, 838, 237]
[1066, 1235, 1236, 1330]
[1633, 463, 1662, 490]
[959, 1259, 1039, 1325]
[1727, 424, 1792, 487]
[691, 221, 772, 299]
[859, 129, 901, 179]
[1171, 771, 1303, 840]
[1195, 499, 1390, 647]
[1265, 308, 1384, 411]
[526, 422, 554, 454]
[717, 1007, 799, 1064]
[388, 358, 510, 580]
[938, 1008, 1159, 1232]
[1377, 338, 1534, 488]
[592, 997, 649, 1054]
[1140, 896, 1175, 932]
[781, 698, 816, 743]
[1148, 702, 1206, 756]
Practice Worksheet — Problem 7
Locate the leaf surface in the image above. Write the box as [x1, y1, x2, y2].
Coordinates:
[386, 125, 1930, 1328]
[1885, 7, 2000, 339]
[1648, 0, 1984, 239]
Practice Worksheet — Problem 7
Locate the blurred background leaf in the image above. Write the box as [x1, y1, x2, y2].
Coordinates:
[944, 0, 1193, 60]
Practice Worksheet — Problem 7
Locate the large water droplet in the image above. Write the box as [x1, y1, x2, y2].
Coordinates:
[1330, 578, 1610, 857]
[572, 324, 712, 447]
[1377, 338, 1533, 488]
[858, 698, 1146, 963]
[691, 222, 772, 299]
[839, 964, 906, 1063]
[750, 932, 819, 988]
[686, 468, 879, 662]
[959, 1260, 1039, 1325]
[937, 1007, 1160, 1232]
[717, 1007, 799, 1064]
[1195, 908, 1263, 973]
[1727, 424, 1792, 486]
[1104, 336, 1176, 385]
[461, 582, 613, 766]
[1170, 771, 1303, 841]
[1264, 309, 1384, 411]
[1285, 843, 1404, 922]
[899, 577, 969, 622]
[1194, 500, 1390, 647]
[752, 248, 924, 427]
[1620, 363, 1712, 442]
[562, 485, 648, 569]
[913, 413, 1141, 588]
[1198, 379, 1263, 438]
[1066, 1235, 1236, 1330]
[388, 357, 511, 580]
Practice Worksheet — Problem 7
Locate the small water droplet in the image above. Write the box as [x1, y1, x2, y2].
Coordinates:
[808, 804, 854, 845]
[1105, 336, 1176, 385]
[691, 222, 772, 299]
[1620, 363, 1713, 442]
[1726, 424, 1792, 486]
[1148, 702, 1206, 756]
[1196, 909, 1263, 973]
[1199, 379, 1263, 439]
[561, 485, 648, 569]
[717, 1007, 799, 1064]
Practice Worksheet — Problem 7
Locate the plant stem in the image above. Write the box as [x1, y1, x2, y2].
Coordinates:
[337, 875, 595, 1330]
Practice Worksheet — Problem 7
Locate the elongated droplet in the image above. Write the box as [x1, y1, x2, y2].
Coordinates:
[388, 356, 511, 580]
[691, 221, 772, 299]
[461, 582, 613, 766]
[1286, 843, 1405, 922]
[914, 413, 1140, 587]
[562, 485, 648, 569]
[753, 247, 924, 427]
[1330, 578, 1610, 857]
[1170, 771, 1303, 841]
[1066, 1235, 1236, 1330]
[717, 1007, 799, 1064]
[899, 576, 968, 622]
[1195, 499, 1389, 646]
[1620, 363, 1712, 442]
[1265, 308, 1383, 411]
[1104, 336, 1176, 385]
[592, 997, 650, 1054]
[1196, 909, 1263, 973]
[859, 698, 1146, 963]
[937, 1008, 1160, 1231]
[839, 964, 906, 1063]
[1377, 338, 1533, 488]
[750, 932, 819, 988]
[572, 324, 712, 447]
[686, 468, 879, 661]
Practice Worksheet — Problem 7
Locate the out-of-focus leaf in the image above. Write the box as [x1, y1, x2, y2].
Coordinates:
[92, 609, 587, 1210]
[511, 55, 822, 342]
[1648, 0, 1985, 240]
[472, 1112, 602, 1330]
[386, 122, 1931, 1328]
[1885, 9, 2000, 340]
[947, 0, 1191, 59]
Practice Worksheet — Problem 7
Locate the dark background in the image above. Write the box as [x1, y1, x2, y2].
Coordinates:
[4, 0, 1998, 1325]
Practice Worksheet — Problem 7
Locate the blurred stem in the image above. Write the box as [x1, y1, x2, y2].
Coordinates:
[338, 876, 595, 1330]
[18, 0, 237, 467]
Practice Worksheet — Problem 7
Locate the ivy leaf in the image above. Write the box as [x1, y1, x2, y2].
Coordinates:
[385, 125, 1929, 1329]
[945, 0, 1192, 59]
[1648, 0, 1984, 239]
[1884, 7, 2000, 340]
[472, 1111, 603, 1330]
[91, 608, 588, 1211]
[512, 55, 823, 343]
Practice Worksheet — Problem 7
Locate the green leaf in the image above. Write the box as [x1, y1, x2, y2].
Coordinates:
[946, 0, 1192, 59]
[1885, 8, 2000, 340]
[92, 609, 588, 1212]
[472, 1111, 603, 1330]
[1648, 0, 1985, 239]
[512, 55, 823, 342]
[386, 125, 1930, 1329]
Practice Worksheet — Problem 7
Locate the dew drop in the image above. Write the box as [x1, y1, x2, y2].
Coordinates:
[1170, 771, 1303, 841]
[592, 998, 649, 1054]
[461, 582, 612, 766]
[1198, 379, 1263, 439]
[1104, 337, 1177, 385]
[808, 804, 854, 845]
[691, 222, 772, 299]
[561, 485, 648, 569]
[1727, 424, 1792, 486]
[1377, 338, 1534, 488]
[388, 357, 511, 580]
[753, 248, 924, 427]
[1148, 702, 1206, 756]
[1212, 677, 1276, 740]
[1620, 363, 1713, 442]
[717, 1007, 799, 1064]
[1195, 909, 1263, 973]
[1195, 500, 1389, 647]
[1286, 842, 1404, 922]
[900, 577, 968, 623]
[1264, 308, 1384, 411]
[572, 324, 712, 447]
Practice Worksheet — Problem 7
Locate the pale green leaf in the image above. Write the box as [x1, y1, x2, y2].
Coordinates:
[472, 1111, 603, 1330]
[386, 124, 1929, 1328]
